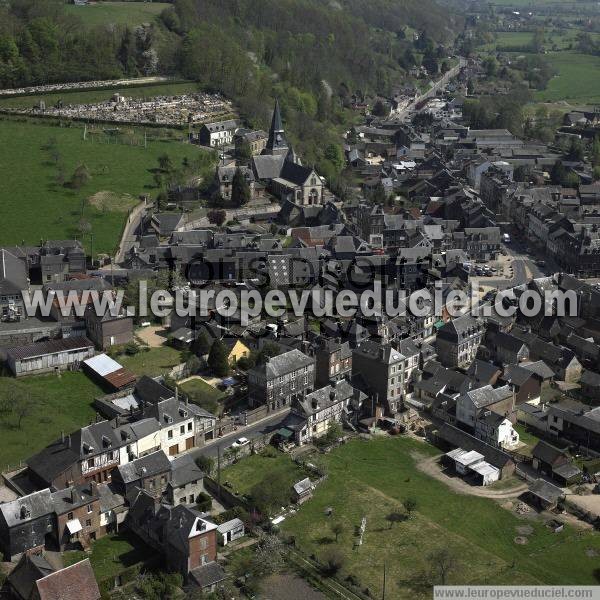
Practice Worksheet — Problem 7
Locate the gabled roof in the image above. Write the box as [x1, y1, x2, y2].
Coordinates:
[251, 348, 314, 379]
[116, 450, 171, 485]
[0, 489, 53, 528]
[7, 553, 54, 600]
[0, 248, 28, 295]
[35, 559, 100, 600]
[532, 440, 569, 465]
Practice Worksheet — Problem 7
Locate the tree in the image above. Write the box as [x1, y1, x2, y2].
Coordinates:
[386, 512, 405, 529]
[231, 168, 251, 207]
[370, 182, 387, 205]
[428, 547, 458, 586]
[192, 331, 211, 356]
[236, 139, 252, 161]
[320, 548, 345, 576]
[207, 338, 229, 376]
[158, 153, 174, 173]
[331, 522, 344, 542]
[250, 472, 290, 516]
[207, 209, 226, 227]
[403, 497, 417, 518]
[252, 534, 287, 576]
[68, 163, 90, 190]
[372, 99, 387, 117]
[550, 160, 567, 185]
[185, 354, 201, 375]
[195, 454, 214, 475]
[592, 137, 600, 167]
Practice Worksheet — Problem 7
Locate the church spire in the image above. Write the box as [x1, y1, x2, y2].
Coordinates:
[266, 99, 289, 155]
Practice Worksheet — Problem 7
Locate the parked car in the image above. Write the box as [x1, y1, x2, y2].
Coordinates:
[231, 437, 250, 449]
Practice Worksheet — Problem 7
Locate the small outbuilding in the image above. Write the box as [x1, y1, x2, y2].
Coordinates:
[217, 518, 245, 546]
[527, 478, 565, 510]
[82, 353, 136, 391]
[292, 478, 314, 504]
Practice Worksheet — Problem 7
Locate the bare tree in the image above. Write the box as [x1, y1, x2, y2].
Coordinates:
[331, 522, 344, 542]
[428, 547, 458, 586]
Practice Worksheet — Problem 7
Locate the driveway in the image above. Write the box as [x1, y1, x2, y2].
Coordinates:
[415, 453, 528, 499]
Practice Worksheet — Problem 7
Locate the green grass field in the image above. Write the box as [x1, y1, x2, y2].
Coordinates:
[0, 372, 102, 471]
[221, 450, 311, 497]
[0, 118, 206, 255]
[535, 52, 600, 103]
[0, 82, 202, 110]
[63, 532, 154, 582]
[179, 377, 226, 415]
[281, 437, 600, 597]
[65, 1, 170, 27]
[118, 346, 185, 377]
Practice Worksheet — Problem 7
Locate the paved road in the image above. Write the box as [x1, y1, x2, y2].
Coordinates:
[190, 409, 291, 459]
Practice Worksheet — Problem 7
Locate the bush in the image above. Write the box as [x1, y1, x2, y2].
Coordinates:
[196, 491, 212, 512]
[320, 547, 345, 576]
[124, 342, 139, 356]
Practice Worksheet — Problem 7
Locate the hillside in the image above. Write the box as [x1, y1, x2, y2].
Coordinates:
[0, 0, 461, 185]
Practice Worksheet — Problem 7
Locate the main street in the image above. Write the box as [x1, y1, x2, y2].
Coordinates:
[190, 408, 292, 460]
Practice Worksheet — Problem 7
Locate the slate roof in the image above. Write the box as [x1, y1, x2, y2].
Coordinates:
[116, 450, 171, 485]
[436, 314, 482, 342]
[502, 364, 535, 387]
[170, 453, 204, 488]
[0, 248, 28, 296]
[8, 553, 54, 600]
[532, 440, 569, 466]
[528, 479, 564, 505]
[51, 483, 100, 515]
[35, 559, 100, 600]
[461, 385, 512, 409]
[297, 380, 361, 417]
[520, 360, 555, 380]
[0, 489, 53, 528]
[252, 153, 286, 180]
[189, 562, 226, 589]
[7, 336, 94, 361]
[254, 348, 314, 379]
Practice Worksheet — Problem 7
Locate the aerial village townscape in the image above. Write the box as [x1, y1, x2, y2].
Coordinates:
[4, 1, 600, 599]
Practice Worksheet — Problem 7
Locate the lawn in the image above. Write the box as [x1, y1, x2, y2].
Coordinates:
[63, 532, 154, 582]
[179, 377, 226, 415]
[118, 346, 185, 377]
[515, 423, 541, 455]
[0, 118, 206, 255]
[0, 372, 101, 471]
[281, 437, 600, 598]
[65, 1, 170, 27]
[0, 81, 202, 110]
[535, 52, 600, 103]
[221, 449, 311, 497]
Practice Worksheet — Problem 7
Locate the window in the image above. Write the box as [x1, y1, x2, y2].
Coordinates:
[168, 430, 173, 439]
[180, 425, 185, 435]
[187, 422, 193, 432]
[87, 458, 94, 469]
[189, 495, 194, 503]
[87, 504, 92, 514]
[67, 512, 73, 520]
[85, 519, 92, 527]
[180, 497, 186, 504]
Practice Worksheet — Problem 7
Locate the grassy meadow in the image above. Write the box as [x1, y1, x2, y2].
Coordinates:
[0, 118, 207, 255]
[281, 437, 600, 598]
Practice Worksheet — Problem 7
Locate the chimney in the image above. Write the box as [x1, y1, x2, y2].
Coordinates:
[70, 488, 77, 503]
[175, 387, 179, 402]
[90, 480, 97, 495]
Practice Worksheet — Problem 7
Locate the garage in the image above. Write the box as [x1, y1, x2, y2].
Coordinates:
[185, 437, 194, 450]
[169, 444, 179, 456]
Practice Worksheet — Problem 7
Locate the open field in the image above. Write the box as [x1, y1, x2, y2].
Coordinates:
[65, 1, 169, 27]
[63, 532, 154, 582]
[0, 372, 101, 471]
[0, 81, 202, 110]
[281, 437, 600, 598]
[118, 346, 185, 377]
[536, 53, 600, 103]
[0, 118, 204, 255]
[221, 450, 311, 497]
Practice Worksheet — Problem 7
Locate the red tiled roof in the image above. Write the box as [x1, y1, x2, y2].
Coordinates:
[35, 559, 100, 600]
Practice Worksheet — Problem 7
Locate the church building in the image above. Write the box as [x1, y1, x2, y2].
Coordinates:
[251, 100, 324, 206]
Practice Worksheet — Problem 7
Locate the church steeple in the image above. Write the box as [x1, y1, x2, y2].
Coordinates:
[266, 99, 289, 156]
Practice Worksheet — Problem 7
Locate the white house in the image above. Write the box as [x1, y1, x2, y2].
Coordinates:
[475, 411, 520, 449]
[217, 518, 245, 546]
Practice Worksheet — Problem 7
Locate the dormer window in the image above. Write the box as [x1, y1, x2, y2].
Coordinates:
[164, 413, 173, 424]
[102, 435, 112, 448]
[179, 409, 188, 418]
